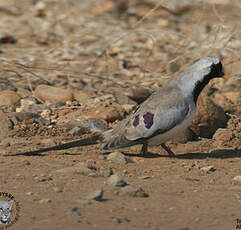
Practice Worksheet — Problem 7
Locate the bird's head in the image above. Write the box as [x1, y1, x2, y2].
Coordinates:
[193, 57, 226, 80]
[173, 57, 227, 104]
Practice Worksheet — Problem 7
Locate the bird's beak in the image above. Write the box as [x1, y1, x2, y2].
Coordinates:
[222, 73, 228, 81]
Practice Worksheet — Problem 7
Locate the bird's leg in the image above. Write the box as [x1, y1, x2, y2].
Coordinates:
[140, 143, 148, 155]
[161, 143, 176, 157]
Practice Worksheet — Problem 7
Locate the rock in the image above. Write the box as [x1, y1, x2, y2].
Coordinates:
[108, 174, 127, 187]
[222, 92, 240, 104]
[16, 88, 32, 98]
[11, 112, 50, 125]
[117, 185, 149, 197]
[34, 84, 73, 104]
[107, 152, 131, 164]
[68, 126, 89, 136]
[223, 51, 241, 75]
[85, 189, 104, 201]
[53, 186, 63, 192]
[72, 90, 89, 101]
[200, 165, 216, 173]
[114, 91, 136, 105]
[0, 111, 13, 141]
[0, 90, 21, 106]
[233, 176, 241, 181]
[95, 102, 125, 122]
[65, 118, 107, 133]
[169, 61, 180, 73]
[111, 216, 130, 223]
[0, 33, 17, 44]
[190, 94, 229, 138]
[123, 87, 152, 104]
[234, 193, 241, 202]
[66, 207, 81, 216]
[212, 128, 233, 146]
[39, 198, 52, 204]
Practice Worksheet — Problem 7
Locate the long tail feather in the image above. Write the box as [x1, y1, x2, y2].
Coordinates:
[4, 134, 102, 156]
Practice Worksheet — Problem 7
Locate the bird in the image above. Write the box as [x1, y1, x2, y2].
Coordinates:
[100, 56, 226, 157]
[9, 57, 226, 157]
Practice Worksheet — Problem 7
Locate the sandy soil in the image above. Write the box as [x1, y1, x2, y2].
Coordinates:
[0, 0, 240, 230]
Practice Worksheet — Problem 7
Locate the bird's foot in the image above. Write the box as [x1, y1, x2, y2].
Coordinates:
[161, 143, 176, 157]
[140, 143, 148, 156]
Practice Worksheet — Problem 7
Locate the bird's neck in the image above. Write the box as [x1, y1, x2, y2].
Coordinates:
[192, 75, 212, 104]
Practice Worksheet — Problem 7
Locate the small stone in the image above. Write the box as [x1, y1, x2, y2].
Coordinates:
[111, 216, 130, 224]
[114, 91, 136, 105]
[68, 126, 88, 136]
[85, 189, 104, 201]
[123, 87, 152, 104]
[234, 193, 241, 202]
[0, 90, 21, 106]
[66, 207, 81, 216]
[34, 84, 73, 104]
[233, 176, 241, 181]
[107, 152, 131, 163]
[39, 198, 51, 204]
[65, 118, 107, 133]
[109, 46, 120, 56]
[0, 33, 16, 44]
[200, 165, 216, 173]
[117, 185, 149, 197]
[53, 186, 63, 192]
[108, 174, 127, 187]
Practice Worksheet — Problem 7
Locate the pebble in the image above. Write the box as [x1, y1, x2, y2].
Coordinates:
[65, 118, 107, 133]
[123, 87, 152, 104]
[107, 152, 131, 164]
[0, 33, 17, 44]
[200, 165, 216, 173]
[68, 126, 89, 136]
[233, 176, 241, 181]
[111, 216, 130, 224]
[39, 198, 52, 204]
[117, 185, 149, 198]
[0, 90, 21, 106]
[234, 194, 241, 202]
[34, 84, 73, 104]
[114, 91, 136, 105]
[108, 174, 127, 187]
[85, 189, 104, 201]
[66, 207, 81, 216]
[53, 186, 63, 193]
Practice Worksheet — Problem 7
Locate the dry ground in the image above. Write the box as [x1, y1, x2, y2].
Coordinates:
[0, 0, 240, 230]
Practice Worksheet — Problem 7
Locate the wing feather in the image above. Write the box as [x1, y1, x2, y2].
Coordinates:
[102, 85, 190, 150]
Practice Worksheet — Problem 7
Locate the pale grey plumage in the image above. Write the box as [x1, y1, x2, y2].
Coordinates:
[101, 57, 225, 155]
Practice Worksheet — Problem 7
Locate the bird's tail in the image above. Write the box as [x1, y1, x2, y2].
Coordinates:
[5, 134, 102, 156]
